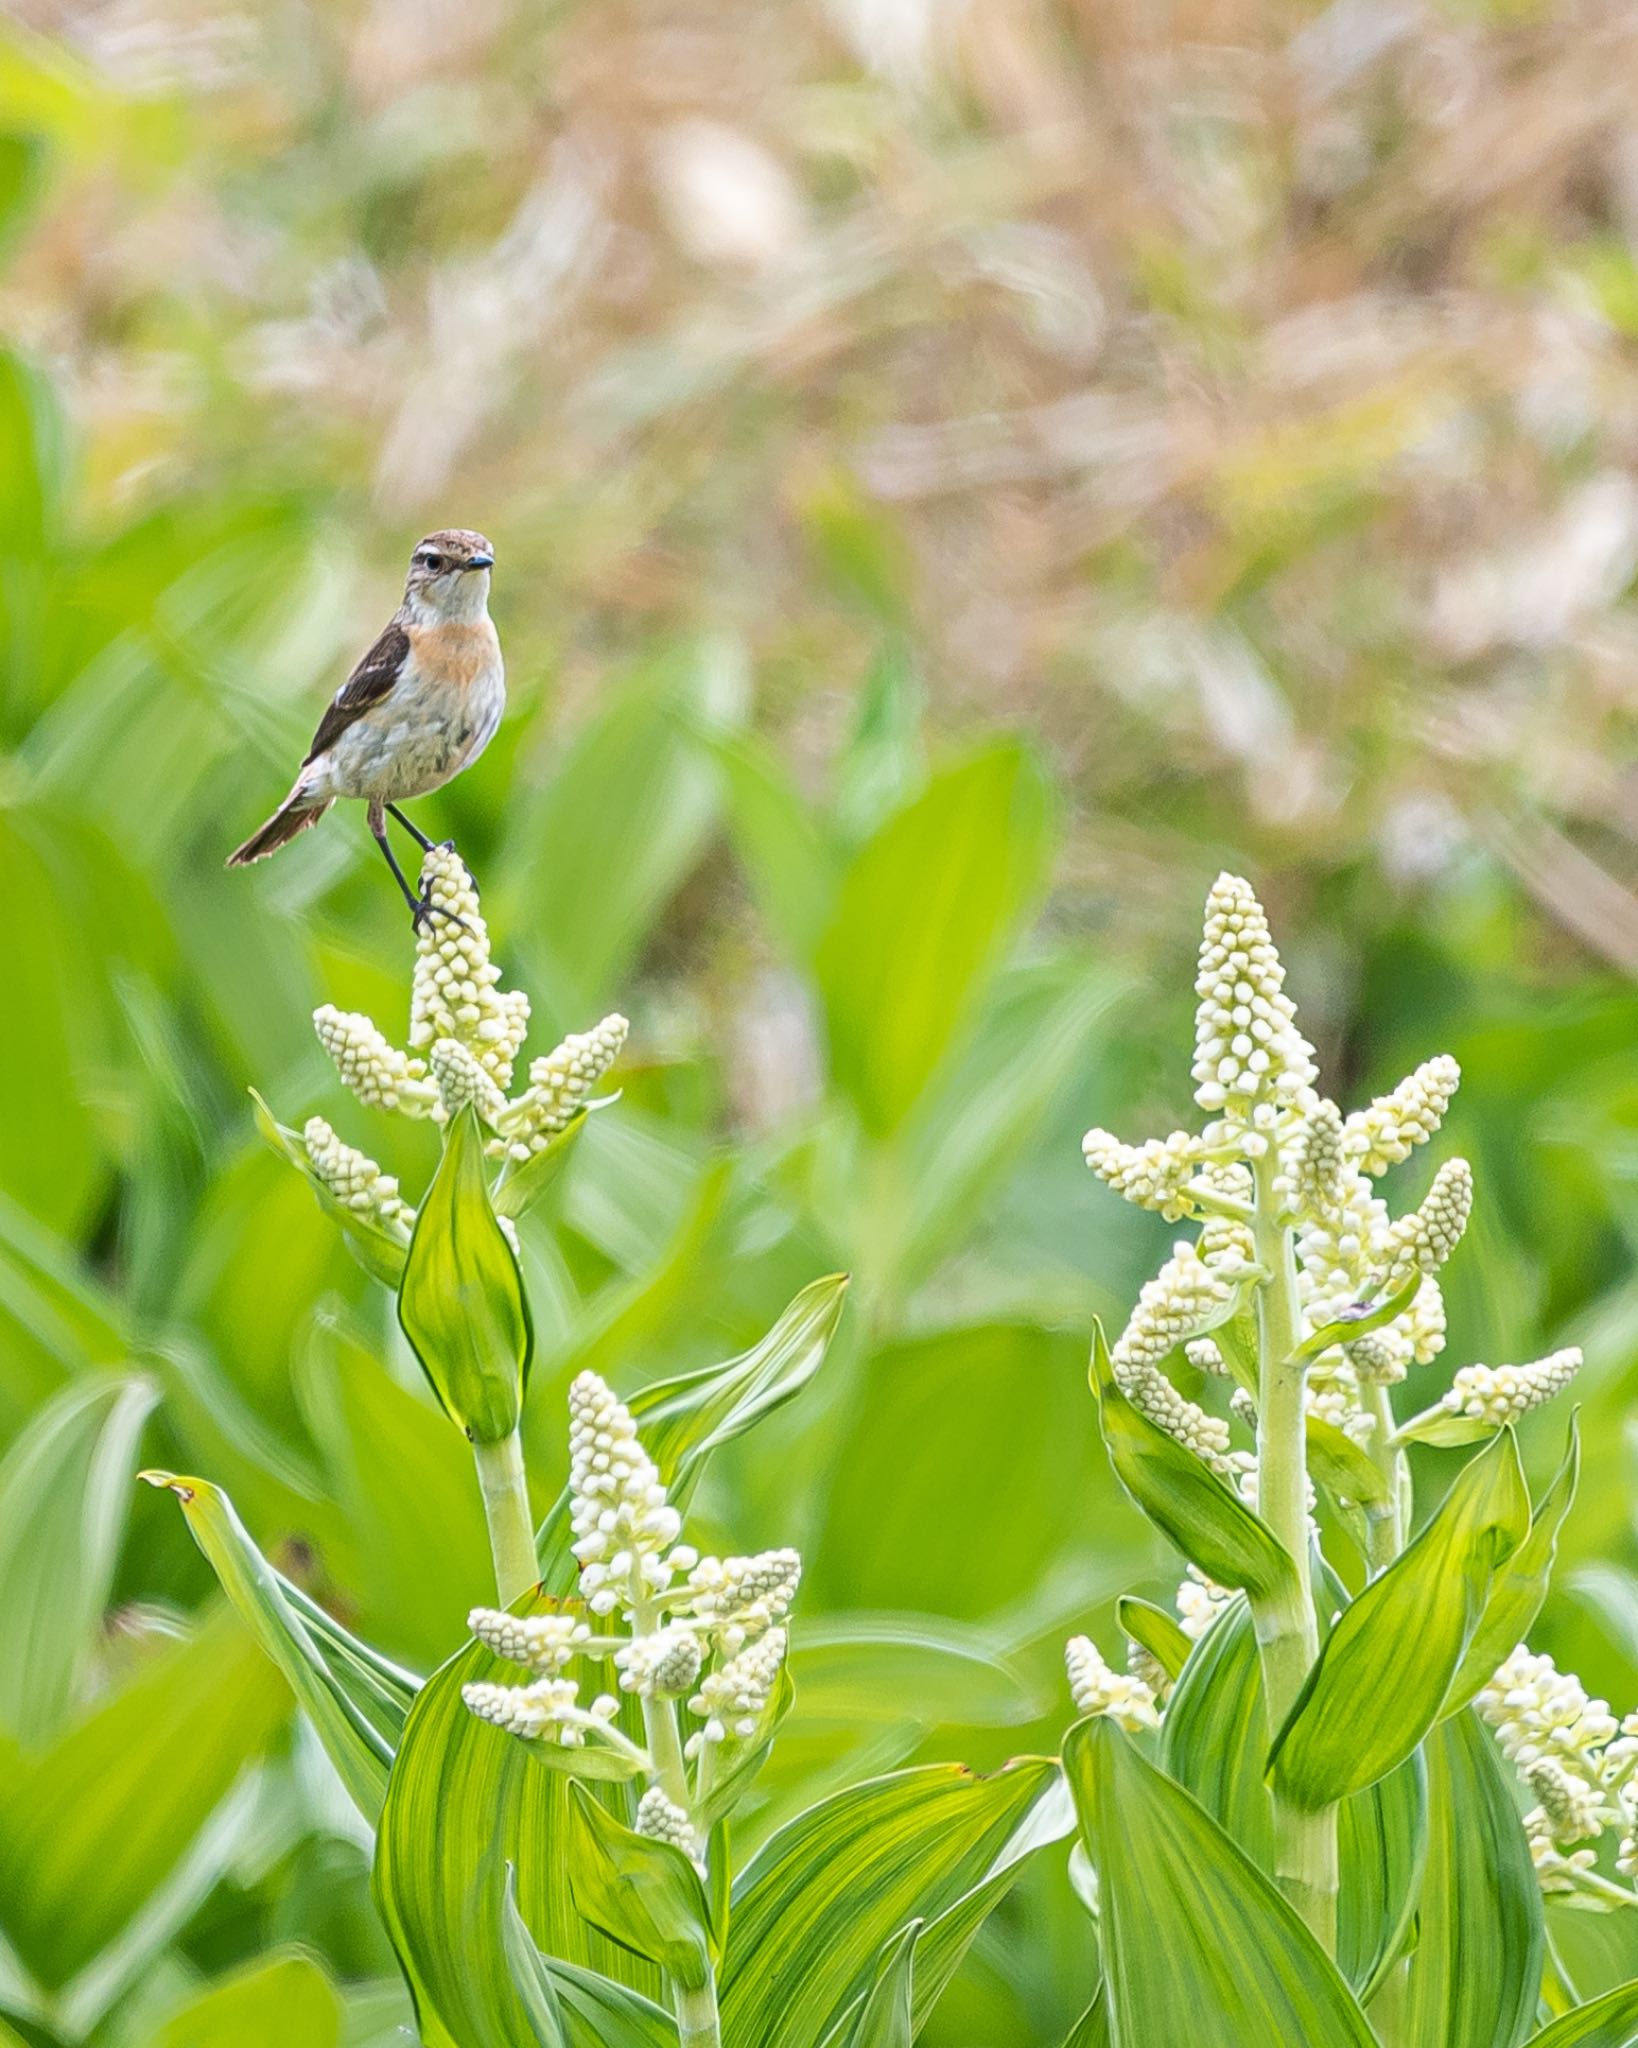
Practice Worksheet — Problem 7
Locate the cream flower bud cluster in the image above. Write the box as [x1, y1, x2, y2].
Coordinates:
[1065, 1635, 1160, 1732]
[1441, 1349, 1581, 1428]
[636, 1787, 698, 1857]
[1126, 1639, 1173, 1703]
[686, 1628, 787, 1754]
[1110, 1245, 1233, 1464]
[313, 1005, 436, 1115]
[461, 1675, 619, 1748]
[684, 1550, 802, 1653]
[1289, 1098, 1344, 1217]
[1343, 1056, 1461, 1177]
[1190, 874, 1317, 1144]
[1081, 1128, 1202, 1223]
[1383, 1158, 1472, 1288]
[1306, 1368, 1375, 1447]
[1176, 1566, 1232, 1641]
[1527, 1813, 1598, 1894]
[617, 1623, 705, 1699]
[1295, 1163, 1394, 1331]
[409, 849, 530, 1092]
[430, 1037, 508, 1126]
[302, 1117, 414, 1235]
[467, 1608, 590, 1673]
[497, 1017, 630, 1161]
[569, 1372, 684, 1616]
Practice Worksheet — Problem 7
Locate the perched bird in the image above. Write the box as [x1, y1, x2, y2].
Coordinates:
[227, 528, 503, 924]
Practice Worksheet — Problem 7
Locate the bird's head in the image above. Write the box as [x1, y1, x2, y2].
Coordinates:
[403, 530, 496, 621]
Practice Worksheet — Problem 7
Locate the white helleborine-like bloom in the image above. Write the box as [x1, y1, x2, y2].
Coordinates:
[1342, 1055, 1461, 1177]
[568, 1372, 684, 1616]
[1081, 1128, 1203, 1223]
[685, 1549, 802, 1653]
[617, 1623, 705, 1699]
[467, 1607, 591, 1674]
[301, 1116, 414, 1235]
[1190, 873, 1318, 1146]
[686, 1627, 787, 1754]
[409, 847, 531, 1092]
[1065, 1635, 1160, 1732]
[499, 1016, 630, 1159]
[1441, 1350, 1582, 1428]
[313, 1004, 437, 1115]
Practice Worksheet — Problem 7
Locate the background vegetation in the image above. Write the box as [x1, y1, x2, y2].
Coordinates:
[4, 0, 1638, 2040]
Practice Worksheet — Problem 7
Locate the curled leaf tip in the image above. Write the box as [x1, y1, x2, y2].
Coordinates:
[137, 1468, 194, 1502]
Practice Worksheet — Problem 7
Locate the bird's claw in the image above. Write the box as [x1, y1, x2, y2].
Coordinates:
[411, 894, 468, 937]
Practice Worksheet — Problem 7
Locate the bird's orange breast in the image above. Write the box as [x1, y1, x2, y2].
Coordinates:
[405, 618, 502, 689]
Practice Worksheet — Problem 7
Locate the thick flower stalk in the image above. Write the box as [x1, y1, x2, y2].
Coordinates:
[462, 1372, 798, 2048]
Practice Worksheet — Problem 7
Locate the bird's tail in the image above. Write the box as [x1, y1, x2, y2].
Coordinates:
[226, 792, 332, 867]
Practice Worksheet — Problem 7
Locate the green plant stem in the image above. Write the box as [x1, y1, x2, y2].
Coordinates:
[472, 1428, 538, 1607]
[676, 1978, 722, 2048]
[1362, 1381, 1407, 1575]
[1249, 1154, 1339, 1954]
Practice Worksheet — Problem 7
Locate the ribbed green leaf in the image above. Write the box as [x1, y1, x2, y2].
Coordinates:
[839, 1921, 919, 2048]
[1161, 1589, 1425, 1997]
[565, 1784, 714, 1987]
[1091, 1323, 1294, 1598]
[1445, 1416, 1580, 1721]
[501, 1868, 567, 2048]
[1064, 1717, 1377, 2046]
[719, 1758, 1059, 2048]
[1061, 1986, 1111, 2048]
[1306, 1415, 1390, 1507]
[1115, 1597, 1192, 1685]
[398, 1103, 533, 1443]
[1270, 1428, 1530, 1809]
[0, 1606, 289, 1989]
[249, 1090, 408, 1288]
[1527, 1983, 1638, 2046]
[537, 1275, 849, 1586]
[0, 1373, 155, 1746]
[141, 1951, 342, 2048]
[816, 744, 1054, 1135]
[541, 1962, 677, 2048]
[374, 1592, 663, 2048]
[1402, 1710, 1543, 2048]
[143, 1471, 415, 1823]
[493, 1115, 587, 1220]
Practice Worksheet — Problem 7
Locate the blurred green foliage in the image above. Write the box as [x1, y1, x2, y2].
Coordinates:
[5, 0, 1638, 2038]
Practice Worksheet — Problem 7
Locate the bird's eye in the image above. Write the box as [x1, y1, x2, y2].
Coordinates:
[417, 552, 444, 571]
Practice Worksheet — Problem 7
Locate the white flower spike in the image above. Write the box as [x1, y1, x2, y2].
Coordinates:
[568, 1372, 683, 1616]
[301, 1116, 414, 1235]
[1064, 1635, 1160, 1732]
[1441, 1350, 1581, 1428]
[409, 847, 531, 1092]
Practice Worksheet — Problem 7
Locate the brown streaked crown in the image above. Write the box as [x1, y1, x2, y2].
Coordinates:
[409, 529, 494, 572]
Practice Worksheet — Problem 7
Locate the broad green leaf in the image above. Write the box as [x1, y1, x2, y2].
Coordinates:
[0, 1373, 155, 1745]
[1402, 1710, 1543, 2048]
[493, 1115, 588, 1221]
[1061, 1986, 1111, 2048]
[249, 1091, 408, 1287]
[839, 1920, 919, 2048]
[374, 1590, 663, 2048]
[541, 1961, 677, 2048]
[719, 1758, 1059, 2048]
[1528, 1983, 1638, 2046]
[1270, 1428, 1531, 1809]
[142, 1951, 342, 2048]
[538, 1275, 849, 1586]
[1306, 1414, 1390, 1508]
[0, 1606, 289, 1990]
[705, 727, 839, 962]
[399, 1104, 533, 1443]
[1394, 1410, 1497, 1450]
[1091, 1323, 1294, 1598]
[1444, 1415, 1581, 1720]
[1064, 1716, 1377, 2046]
[142, 1471, 414, 1822]
[1161, 1590, 1424, 1996]
[1116, 1597, 1192, 1686]
[815, 744, 1054, 1135]
[792, 1614, 1044, 1729]
[565, 1785, 713, 1987]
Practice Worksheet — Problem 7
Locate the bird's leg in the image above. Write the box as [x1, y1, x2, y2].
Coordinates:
[368, 800, 459, 932]
[386, 803, 435, 852]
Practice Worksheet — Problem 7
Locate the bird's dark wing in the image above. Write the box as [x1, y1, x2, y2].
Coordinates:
[302, 621, 410, 765]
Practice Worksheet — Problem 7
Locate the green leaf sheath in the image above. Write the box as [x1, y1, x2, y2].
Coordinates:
[1269, 1427, 1531, 1809]
[1063, 1717, 1378, 2046]
[398, 1103, 533, 1443]
[1402, 1710, 1544, 2048]
[564, 1784, 715, 1989]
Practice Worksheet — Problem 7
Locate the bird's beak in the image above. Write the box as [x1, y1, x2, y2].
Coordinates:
[464, 554, 494, 571]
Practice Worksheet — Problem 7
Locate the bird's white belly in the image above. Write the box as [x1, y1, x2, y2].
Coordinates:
[312, 662, 504, 802]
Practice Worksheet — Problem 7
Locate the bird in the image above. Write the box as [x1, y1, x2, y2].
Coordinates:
[227, 528, 503, 925]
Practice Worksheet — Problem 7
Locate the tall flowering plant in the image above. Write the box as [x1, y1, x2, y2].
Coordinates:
[144, 847, 1068, 2048]
[1059, 875, 1626, 2046]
